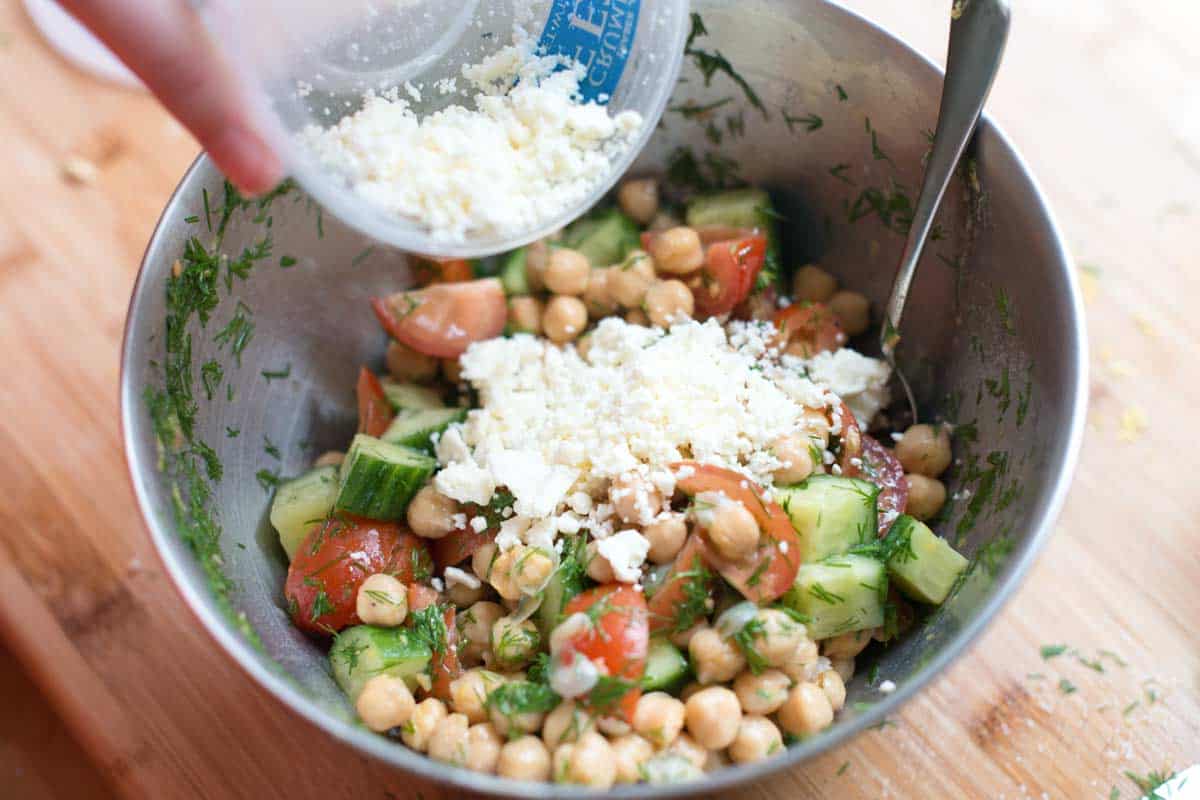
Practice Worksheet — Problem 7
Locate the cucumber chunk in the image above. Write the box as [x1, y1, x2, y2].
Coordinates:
[563, 207, 639, 267]
[330, 625, 432, 702]
[381, 407, 467, 454]
[642, 639, 689, 692]
[782, 554, 887, 640]
[536, 535, 587, 639]
[380, 379, 443, 412]
[335, 434, 434, 520]
[269, 465, 339, 560]
[884, 515, 969, 605]
[777, 475, 879, 562]
[499, 248, 530, 295]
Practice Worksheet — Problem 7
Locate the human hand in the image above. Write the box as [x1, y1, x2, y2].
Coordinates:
[59, 0, 284, 196]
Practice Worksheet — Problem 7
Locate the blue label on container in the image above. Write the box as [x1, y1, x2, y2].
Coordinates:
[538, 0, 641, 104]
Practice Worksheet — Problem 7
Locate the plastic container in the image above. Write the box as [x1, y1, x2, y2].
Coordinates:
[201, 0, 690, 257]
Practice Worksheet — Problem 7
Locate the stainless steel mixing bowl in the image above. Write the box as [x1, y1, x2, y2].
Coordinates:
[120, 1, 1087, 795]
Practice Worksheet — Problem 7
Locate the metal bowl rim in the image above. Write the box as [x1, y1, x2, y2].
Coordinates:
[119, 1, 1088, 795]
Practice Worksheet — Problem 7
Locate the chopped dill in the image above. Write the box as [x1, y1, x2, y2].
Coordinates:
[669, 97, 734, 119]
[782, 110, 823, 133]
[213, 301, 255, 367]
[262, 363, 292, 382]
[310, 590, 334, 622]
[263, 435, 281, 460]
[255, 468, 280, 491]
[409, 604, 449, 656]
[836, 84, 849, 101]
[1057, 678, 1077, 695]
[225, 426, 240, 438]
[829, 163, 854, 185]
[588, 675, 636, 713]
[683, 13, 767, 118]
[732, 618, 769, 674]
[200, 359, 223, 401]
[279, 255, 297, 268]
[807, 582, 845, 605]
[351, 246, 376, 268]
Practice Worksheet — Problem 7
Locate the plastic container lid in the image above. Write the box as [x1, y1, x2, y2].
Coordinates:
[201, 0, 690, 257]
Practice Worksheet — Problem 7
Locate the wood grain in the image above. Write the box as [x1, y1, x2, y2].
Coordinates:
[0, 1, 1197, 798]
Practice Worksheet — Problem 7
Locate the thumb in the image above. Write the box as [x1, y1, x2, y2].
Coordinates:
[58, 0, 284, 196]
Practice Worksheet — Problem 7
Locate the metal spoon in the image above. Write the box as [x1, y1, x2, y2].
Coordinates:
[881, 0, 1012, 422]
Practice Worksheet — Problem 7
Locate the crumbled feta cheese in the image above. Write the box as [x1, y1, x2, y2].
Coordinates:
[300, 42, 643, 243]
[596, 529, 650, 583]
[430, 577, 445, 592]
[802, 349, 892, 427]
[444, 566, 481, 591]
[434, 461, 495, 505]
[469, 516, 488, 533]
[879, 680, 897, 694]
[549, 651, 600, 699]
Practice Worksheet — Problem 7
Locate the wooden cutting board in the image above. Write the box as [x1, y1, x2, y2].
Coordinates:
[1, 1, 1197, 798]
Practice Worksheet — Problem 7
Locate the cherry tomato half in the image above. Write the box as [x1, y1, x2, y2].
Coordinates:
[672, 462, 801, 603]
[372, 278, 506, 359]
[693, 235, 767, 318]
[852, 435, 908, 535]
[647, 534, 713, 635]
[356, 366, 393, 438]
[562, 584, 649, 721]
[772, 301, 846, 357]
[427, 606, 461, 700]
[412, 257, 475, 286]
[285, 517, 432, 635]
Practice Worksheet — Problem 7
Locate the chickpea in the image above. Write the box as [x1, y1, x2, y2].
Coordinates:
[829, 290, 871, 337]
[386, 339, 439, 382]
[445, 577, 488, 609]
[582, 268, 618, 316]
[462, 722, 503, 773]
[816, 668, 847, 712]
[514, 548, 555, 595]
[406, 484, 459, 540]
[584, 540, 616, 583]
[508, 296, 543, 335]
[632, 691, 686, 748]
[684, 686, 741, 749]
[906, 474, 947, 520]
[733, 668, 791, 715]
[554, 731, 616, 788]
[777, 682, 834, 737]
[544, 248, 591, 295]
[525, 239, 549, 292]
[781, 637, 820, 682]
[729, 716, 783, 764]
[791, 264, 838, 303]
[647, 227, 704, 275]
[449, 668, 504, 723]
[610, 733, 654, 784]
[543, 295, 588, 343]
[355, 573, 409, 628]
[822, 629, 873, 660]
[625, 308, 651, 326]
[678, 681, 705, 703]
[798, 407, 832, 449]
[542, 700, 593, 749]
[617, 178, 660, 224]
[459, 601, 504, 664]
[313, 450, 344, 468]
[748, 608, 809, 668]
[609, 250, 656, 308]
[428, 712, 471, 766]
[895, 423, 952, 477]
[644, 279, 695, 327]
[594, 714, 631, 737]
[831, 657, 856, 683]
[498, 735, 552, 781]
[355, 675, 415, 733]
[667, 732, 707, 769]
[611, 472, 663, 524]
[491, 616, 540, 670]
[688, 627, 746, 684]
[644, 513, 687, 564]
[472, 542, 498, 584]
[771, 434, 816, 485]
[401, 697, 447, 751]
[702, 498, 759, 561]
[671, 623, 704, 650]
[490, 695, 546, 738]
[486, 546, 524, 601]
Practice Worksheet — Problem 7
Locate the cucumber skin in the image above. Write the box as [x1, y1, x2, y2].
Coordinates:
[381, 407, 467, 455]
[685, 188, 781, 290]
[782, 554, 887, 640]
[270, 465, 340, 560]
[778, 475, 879, 563]
[885, 516, 969, 605]
[330, 625, 432, 702]
[564, 208, 639, 267]
[642, 639, 690, 692]
[500, 248, 530, 295]
[380, 379, 443, 411]
[335, 434, 434, 520]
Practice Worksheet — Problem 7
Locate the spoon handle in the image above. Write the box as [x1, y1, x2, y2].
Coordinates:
[881, 0, 1012, 354]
